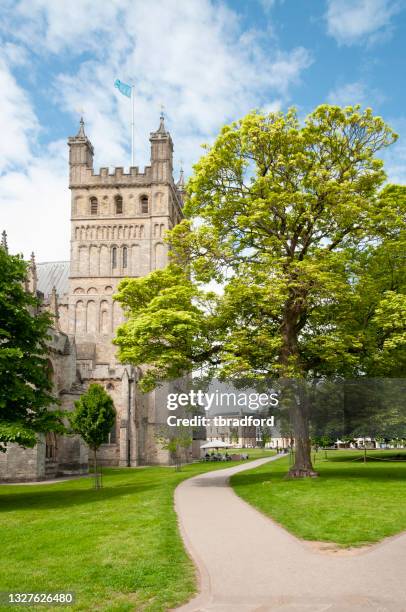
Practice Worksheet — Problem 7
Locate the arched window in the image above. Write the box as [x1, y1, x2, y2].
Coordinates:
[112, 247, 117, 269]
[140, 195, 149, 214]
[122, 246, 128, 268]
[90, 197, 98, 215]
[115, 195, 123, 214]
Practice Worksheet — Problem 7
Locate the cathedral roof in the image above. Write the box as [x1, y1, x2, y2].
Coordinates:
[37, 261, 70, 298]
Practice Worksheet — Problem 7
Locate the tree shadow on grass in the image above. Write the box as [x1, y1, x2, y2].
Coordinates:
[315, 465, 406, 481]
[323, 453, 406, 463]
[0, 481, 160, 512]
[232, 464, 406, 487]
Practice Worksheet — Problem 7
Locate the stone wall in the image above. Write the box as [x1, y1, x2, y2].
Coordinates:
[0, 444, 44, 482]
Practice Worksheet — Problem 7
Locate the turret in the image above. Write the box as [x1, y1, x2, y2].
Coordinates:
[27, 251, 37, 294]
[149, 112, 173, 183]
[176, 165, 185, 205]
[49, 286, 60, 330]
[68, 118, 94, 186]
[1, 230, 8, 253]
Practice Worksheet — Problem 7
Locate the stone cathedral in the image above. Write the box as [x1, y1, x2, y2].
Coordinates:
[0, 115, 187, 482]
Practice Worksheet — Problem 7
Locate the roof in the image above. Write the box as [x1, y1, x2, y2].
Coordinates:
[200, 440, 230, 449]
[37, 261, 70, 298]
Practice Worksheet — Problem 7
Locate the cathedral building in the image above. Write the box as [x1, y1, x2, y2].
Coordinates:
[0, 115, 187, 481]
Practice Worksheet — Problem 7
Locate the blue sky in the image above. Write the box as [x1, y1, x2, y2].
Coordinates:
[0, 0, 405, 261]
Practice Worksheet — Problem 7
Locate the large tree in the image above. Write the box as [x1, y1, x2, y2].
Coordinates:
[114, 105, 405, 477]
[0, 246, 63, 451]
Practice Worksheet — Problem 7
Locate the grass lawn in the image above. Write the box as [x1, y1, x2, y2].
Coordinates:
[231, 450, 406, 548]
[0, 457, 269, 612]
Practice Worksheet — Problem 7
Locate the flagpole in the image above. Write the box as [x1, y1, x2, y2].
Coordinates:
[131, 85, 135, 167]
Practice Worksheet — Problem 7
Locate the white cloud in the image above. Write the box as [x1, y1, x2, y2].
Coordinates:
[328, 82, 367, 106]
[53, 1, 311, 169]
[259, 0, 285, 12]
[0, 0, 312, 260]
[8, 0, 128, 55]
[2, 42, 29, 67]
[327, 81, 386, 109]
[325, 0, 401, 45]
[0, 55, 38, 171]
[0, 141, 69, 261]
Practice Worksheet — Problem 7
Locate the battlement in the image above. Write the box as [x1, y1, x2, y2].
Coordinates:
[68, 115, 176, 188]
[69, 164, 157, 188]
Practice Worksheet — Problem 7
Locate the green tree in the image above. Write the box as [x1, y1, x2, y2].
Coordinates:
[69, 384, 115, 488]
[115, 105, 404, 477]
[230, 427, 240, 445]
[258, 425, 273, 448]
[156, 425, 192, 471]
[0, 245, 63, 451]
[114, 264, 222, 392]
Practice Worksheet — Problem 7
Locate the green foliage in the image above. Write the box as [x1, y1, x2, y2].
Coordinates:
[70, 384, 115, 452]
[113, 265, 223, 391]
[156, 425, 192, 471]
[117, 105, 404, 384]
[173, 105, 402, 378]
[113, 105, 405, 473]
[0, 247, 62, 451]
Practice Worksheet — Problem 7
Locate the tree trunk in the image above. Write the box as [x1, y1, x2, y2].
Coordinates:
[287, 394, 318, 478]
[93, 448, 100, 489]
[279, 311, 318, 478]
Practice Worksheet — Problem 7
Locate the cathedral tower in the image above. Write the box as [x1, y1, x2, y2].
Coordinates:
[66, 116, 184, 466]
[67, 115, 183, 361]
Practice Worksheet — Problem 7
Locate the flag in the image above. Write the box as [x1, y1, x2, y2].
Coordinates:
[114, 79, 132, 98]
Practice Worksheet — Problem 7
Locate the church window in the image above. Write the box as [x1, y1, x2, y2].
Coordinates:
[90, 197, 98, 215]
[122, 246, 128, 268]
[115, 195, 123, 214]
[112, 247, 117, 268]
[141, 195, 149, 214]
[100, 300, 109, 334]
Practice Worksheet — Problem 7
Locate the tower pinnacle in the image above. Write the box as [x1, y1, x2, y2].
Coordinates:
[77, 117, 86, 137]
[68, 117, 94, 184]
[157, 107, 167, 134]
[1, 230, 8, 252]
[177, 164, 185, 189]
[50, 286, 60, 330]
[27, 251, 37, 294]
